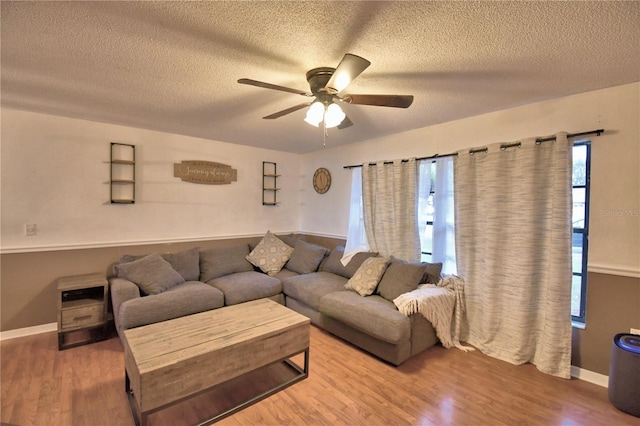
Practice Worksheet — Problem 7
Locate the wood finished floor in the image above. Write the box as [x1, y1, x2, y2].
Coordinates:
[1, 325, 638, 426]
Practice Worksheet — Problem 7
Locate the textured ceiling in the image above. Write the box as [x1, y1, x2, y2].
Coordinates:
[2, 1, 639, 154]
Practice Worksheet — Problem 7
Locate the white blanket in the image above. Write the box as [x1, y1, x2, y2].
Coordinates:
[393, 275, 474, 352]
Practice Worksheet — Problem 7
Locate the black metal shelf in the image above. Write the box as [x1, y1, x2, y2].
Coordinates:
[262, 162, 280, 206]
[110, 143, 136, 204]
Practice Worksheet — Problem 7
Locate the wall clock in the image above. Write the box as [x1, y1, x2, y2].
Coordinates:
[313, 168, 331, 194]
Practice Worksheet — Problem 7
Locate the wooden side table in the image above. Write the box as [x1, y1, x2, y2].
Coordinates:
[57, 273, 109, 350]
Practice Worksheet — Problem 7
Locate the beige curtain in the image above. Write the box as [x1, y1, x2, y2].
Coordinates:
[362, 158, 420, 262]
[455, 133, 573, 378]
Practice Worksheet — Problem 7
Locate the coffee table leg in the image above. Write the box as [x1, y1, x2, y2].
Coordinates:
[126, 370, 146, 426]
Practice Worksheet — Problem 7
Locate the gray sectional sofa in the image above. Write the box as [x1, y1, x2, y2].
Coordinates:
[109, 234, 442, 365]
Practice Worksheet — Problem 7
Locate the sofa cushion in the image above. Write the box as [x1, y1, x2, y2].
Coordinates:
[319, 291, 411, 344]
[246, 231, 294, 276]
[200, 244, 253, 282]
[208, 271, 282, 306]
[119, 247, 200, 281]
[421, 261, 444, 284]
[376, 257, 427, 301]
[118, 281, 224, 331]
[345, 257, 389, 296]
[282, 272, 347, 310]
[273, 268, 299, 280]
[320, 246, 378, 279]
[160, 248, 200, 281]
[286, 240, 329, 275]
[277, 233, 301, 248]
[114, 253, 185, 295]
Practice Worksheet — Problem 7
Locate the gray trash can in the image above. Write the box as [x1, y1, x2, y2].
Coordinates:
[608, 333, 640, 417]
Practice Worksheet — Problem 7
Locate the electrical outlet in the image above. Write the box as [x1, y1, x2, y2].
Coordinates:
[631, 328, 640, 335]
[25, 224, 37, 236]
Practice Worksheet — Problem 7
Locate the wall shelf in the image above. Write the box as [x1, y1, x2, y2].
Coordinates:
[262, 162, 280, 206]
[110, 143, 136, 204]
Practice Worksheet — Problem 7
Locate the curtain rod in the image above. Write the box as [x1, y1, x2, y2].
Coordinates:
[343, 129, 604, 169]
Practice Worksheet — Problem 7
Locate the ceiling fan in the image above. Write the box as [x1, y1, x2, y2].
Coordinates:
[238, 54, 414, 130]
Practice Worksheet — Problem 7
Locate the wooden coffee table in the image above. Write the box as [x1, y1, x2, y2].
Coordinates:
[123, 298, 310, 426]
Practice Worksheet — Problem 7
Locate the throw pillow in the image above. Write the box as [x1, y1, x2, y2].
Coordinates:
[246, 231, 294, 276]
[376, 257, 427, 301]
[117, 247, 200, 281]
[320, 246, 378, 279]
[114, 253, 185, 295]
[345, 256, 389, 296]
[277, 233, 301, 248]
[421, 261, 444, 284]
[199, 244, 253, 282]
[161, 247, 200, 281]
[285, 240, 329, 274]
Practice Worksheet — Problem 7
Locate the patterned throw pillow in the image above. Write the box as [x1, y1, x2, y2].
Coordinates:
[345, 256, 389, 296]
[246, 231, 294, 276]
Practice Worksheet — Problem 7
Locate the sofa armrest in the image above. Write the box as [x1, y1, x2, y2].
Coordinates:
[109, 277, 141, 339]
[410, 313, 438, 356]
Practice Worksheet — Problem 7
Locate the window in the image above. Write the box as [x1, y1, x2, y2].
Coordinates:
[342, 167, 369, 263]
[419, 160, 436, 262]
[572, 142, 591, 323]
[419, 158, 456, 274]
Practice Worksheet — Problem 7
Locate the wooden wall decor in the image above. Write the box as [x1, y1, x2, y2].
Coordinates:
[173, 161, 238, 185]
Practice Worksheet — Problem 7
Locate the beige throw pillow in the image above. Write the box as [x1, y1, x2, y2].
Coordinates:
[246, 231, 294, 276]
[345, 257, 389, 296]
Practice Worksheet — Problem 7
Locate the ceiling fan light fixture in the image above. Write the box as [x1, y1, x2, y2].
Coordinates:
[324, 103, 346, 128]
[240, 53, 413, 133]
[304, 101, 324, 127]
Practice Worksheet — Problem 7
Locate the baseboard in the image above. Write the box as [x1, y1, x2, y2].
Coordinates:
[0, 323, 57, 341]
[571, 365, 609, 388]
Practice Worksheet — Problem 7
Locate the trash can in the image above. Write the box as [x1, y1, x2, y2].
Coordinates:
[608, 333, 640, 417]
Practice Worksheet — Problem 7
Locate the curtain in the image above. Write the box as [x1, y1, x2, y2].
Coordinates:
[362, 158, 420, 262]
[342, 167, 369, 266]
[433, 157, 457, 274]
[455, 132, 573, 378]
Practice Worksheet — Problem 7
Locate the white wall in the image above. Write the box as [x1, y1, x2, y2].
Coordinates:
[301, 82, 640, 274]
[3, 83, 638, 273]
[1, 110, 301, 251]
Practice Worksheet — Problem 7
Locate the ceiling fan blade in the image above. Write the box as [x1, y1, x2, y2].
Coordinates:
[344, 94, 414, 108]
[325, 54, 371, 93]
[238, 78, 312, 97]
[263, 102, 312, 119]
[338, 115, 353, 130]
